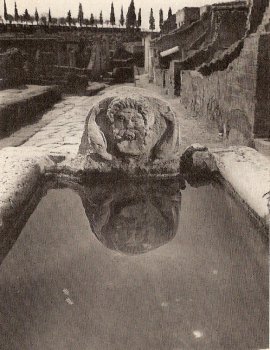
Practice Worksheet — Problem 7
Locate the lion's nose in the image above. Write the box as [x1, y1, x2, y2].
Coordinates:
[126, 120, 134, 128]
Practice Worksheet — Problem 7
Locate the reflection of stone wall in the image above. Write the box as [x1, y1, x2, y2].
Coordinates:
[181, 32, 270, 144]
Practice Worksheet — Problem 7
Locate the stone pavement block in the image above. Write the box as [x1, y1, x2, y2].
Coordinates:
[21, 95, 101, 158]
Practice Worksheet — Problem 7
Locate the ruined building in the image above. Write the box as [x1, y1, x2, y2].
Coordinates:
[0, 29, 144, 88]
[146, 0, 270, 146]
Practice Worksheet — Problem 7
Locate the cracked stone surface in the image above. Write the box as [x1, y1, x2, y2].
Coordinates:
[22, 95, 102, 158]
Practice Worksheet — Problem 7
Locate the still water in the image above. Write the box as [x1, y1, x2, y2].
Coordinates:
[0, 180, 268, 350]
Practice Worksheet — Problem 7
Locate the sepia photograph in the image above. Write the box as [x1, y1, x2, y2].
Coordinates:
[0, 0, 269, 349]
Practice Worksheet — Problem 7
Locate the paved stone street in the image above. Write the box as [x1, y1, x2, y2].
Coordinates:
[22, 96, 98, 157]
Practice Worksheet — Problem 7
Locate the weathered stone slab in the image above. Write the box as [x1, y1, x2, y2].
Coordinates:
[181, 144, 270, 228]
[0, 147, 54, 262]
[0, 85, 61, 136]
[212, 146, 270, 226]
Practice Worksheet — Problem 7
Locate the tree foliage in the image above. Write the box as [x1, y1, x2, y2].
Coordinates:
[90, 13, 95, 26]
[59, 17, 66, 25]
[34, 8, 39, 23]
[14, 2, 19, 22]
[137, 8, 141, 28]
[24, 9, 30, 22]
[126, 0, 136, 28]
[159, 9, 163, 30]
[120, 6, 125, 26]
[4, 0, 8, 20]
[78, 3, 83, 26]
[110, 2, 115, 26]
[7, 14, 13, 23]
[67, 10, 72, 26]
[48, 9, 52, 23]
[99, 11, 103, 26]
[40, 16, 47, 25]
[149, 8, 155, 31]
[168, 7, 172, 18]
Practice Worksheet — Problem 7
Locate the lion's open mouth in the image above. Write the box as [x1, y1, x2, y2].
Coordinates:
[115, 129, 137, 141]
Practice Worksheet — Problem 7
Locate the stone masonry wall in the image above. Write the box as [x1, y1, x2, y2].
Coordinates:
[181, 33, 269, 145]
[254, 33, 270, 137]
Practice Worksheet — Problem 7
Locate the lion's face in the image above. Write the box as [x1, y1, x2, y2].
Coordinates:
[113, 108, 145, 140]
[113, 108, 149, 156]
[113, 108, 146, 151]
[107, 98, 156, 156]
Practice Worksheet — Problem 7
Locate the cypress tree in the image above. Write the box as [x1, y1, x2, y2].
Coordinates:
[78, 3, 84, 26]
[24, 9, 30, 23]
[90, 13, 95, 26]
[159, 9, 163, 30]
[110, 2, 115, 26]
[14, 2, 19, 22]
[48, 9, 52, 23]
[4, 0, 8, 21]
[149, 8, 155, 31]
[120, 6, 125, 27]
[99, 11, 103, 26]
[67, 10, 72, 26]
[126, 0, 136, 28]
[168, 7, 172, 18]
[34, 8, 39, 24]
[137, 8, 141, 28]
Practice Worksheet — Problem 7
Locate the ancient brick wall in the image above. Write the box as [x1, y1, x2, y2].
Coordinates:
[181, 33, 269, 144]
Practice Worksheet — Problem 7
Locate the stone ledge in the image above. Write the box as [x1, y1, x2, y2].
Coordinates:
[211, 146, 270, 227]
[0, 147, 54, 241]
[181, 144, 270, 229]
[0, 85, 61, 136]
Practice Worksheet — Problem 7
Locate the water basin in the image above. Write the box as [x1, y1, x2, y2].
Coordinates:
[0, 179, 268, 350]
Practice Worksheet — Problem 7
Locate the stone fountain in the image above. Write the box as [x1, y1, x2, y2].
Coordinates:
[77, 87, 181, 177]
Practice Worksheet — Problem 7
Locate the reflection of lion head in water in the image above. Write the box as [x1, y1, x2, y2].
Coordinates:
[78, 88, 181, 176]
[77, 179, 183, 255]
